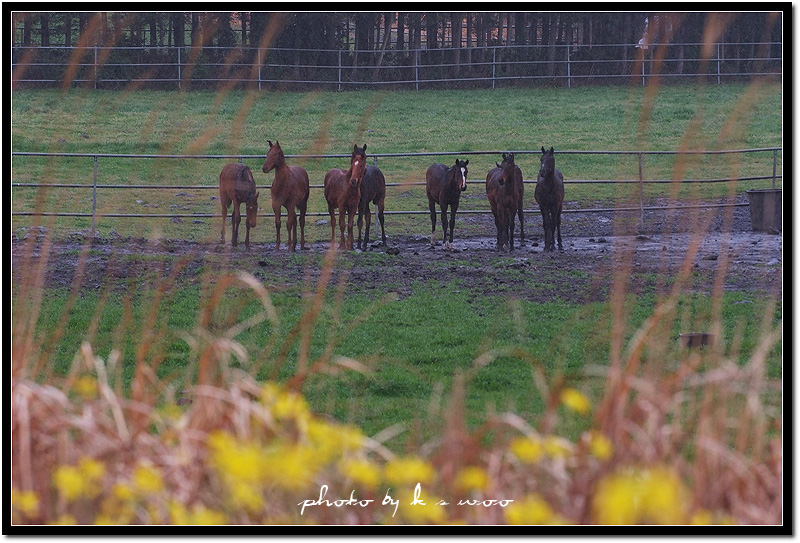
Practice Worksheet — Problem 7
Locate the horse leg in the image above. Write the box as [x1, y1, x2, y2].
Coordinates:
[448, 202, 458, 249]
[273, 204, 282, 251]
[428, 198, 437, 248]
[377, 198, 386, 246]
[347, 207, 356, 251]
[245, 224, 251, 251]
[440, 204, 450, 250]
[328, 204, 337, 245]
[287, 209, 298, 251]
[508, 209, 515, 251]
[363, 205, 372, 249]
[220, 198, 229, 245]
[232, 203, 241, 247]
[556, 206, 563, 251]
[518, 200, 525, 242]
[338, 207, 346, 250]
[298, 201, 307, 250]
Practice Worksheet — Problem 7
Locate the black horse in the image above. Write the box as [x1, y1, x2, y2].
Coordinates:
[356, 162, 387, 250]
[534, 146, 565, 252]
[426, 159, 469, 250]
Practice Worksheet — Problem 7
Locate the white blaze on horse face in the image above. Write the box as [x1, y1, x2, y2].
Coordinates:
[460, 167, 467, 190]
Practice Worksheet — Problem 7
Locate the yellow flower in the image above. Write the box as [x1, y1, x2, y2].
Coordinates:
[262, 444, 318, 491]
[53, 465, 87, 502]
[587, 431, 614, 461]
[384, 456, 436, 486]
[454, 466, 490, 493]
[188, 505, 228, 525]
[228, 480, 264, 512]
[639, 466, 689, 524]
[307, 420, 364, 465]
[505, 494, 555, 525]
[509, 436, 544, 463]
[73, 375, 98, 400]
[396, 488, 447, 524]
[591, 466, 689, 525]
[49, 514, 77, 525]
[543, 435, 572, 459]
[133, 463, 164, 495]
[12, 489, 40, 517]
[208, 430, 264, 482]
[560, 387, 592, 414]
[690, 509, 714, 525]
[591, 469, 642, 524]
[340, 457, 382, 489]
[112, 482, 136, 502]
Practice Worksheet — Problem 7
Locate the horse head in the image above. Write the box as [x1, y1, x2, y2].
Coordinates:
[263, 140, 284, 173]
[246, 190, 260, 228]
[453, 158, 469, 191]
[348, 143, 368, 188]
[539, 146, 555, 179]
[499, 152, 515, 186]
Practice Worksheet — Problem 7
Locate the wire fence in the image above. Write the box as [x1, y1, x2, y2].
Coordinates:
[11, 148, 782, 237]
[11, 42, 783, 91]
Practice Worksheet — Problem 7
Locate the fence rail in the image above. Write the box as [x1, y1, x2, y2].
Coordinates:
[11, 148, 782, 237]
[11, 42, 783, 90]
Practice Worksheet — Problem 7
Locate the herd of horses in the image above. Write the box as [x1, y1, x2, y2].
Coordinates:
[219, 143, 564, 253]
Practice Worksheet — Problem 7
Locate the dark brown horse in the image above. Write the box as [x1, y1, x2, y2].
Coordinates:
[534, 146, 565, 252]
[485, 152, 521, 251]
[325, 144, 367, 251]
[426, 158, 469, 250]
[356, 161, 387, 250]
[262, 140, 310, 251]
[219, 163, 259, 251]
[494, 155, 525, 242]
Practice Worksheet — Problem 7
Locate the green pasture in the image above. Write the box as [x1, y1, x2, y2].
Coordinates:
[23, 269, 782, 446]
[11, 84, 782, 242]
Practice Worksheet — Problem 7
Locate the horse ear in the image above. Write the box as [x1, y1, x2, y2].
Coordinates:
[353, 144, 358, 154]
[541, 146, 546, 153]
[464, 159, 469, 166]
[363, 143, 367, 152]
[550, 146, 554, 153]
[268, 140, 273, 148]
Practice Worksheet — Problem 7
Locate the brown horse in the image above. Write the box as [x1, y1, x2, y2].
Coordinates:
[356, 162, 387, 250]
[485, 152, 521, 251]
[426, 159, 469, 250]
[262, 140, 310, 251]
[325, 144, 367, 251]
[219, 163, 259, 251]
[534, 146, 565, 252]
[494, 155, 525, 242]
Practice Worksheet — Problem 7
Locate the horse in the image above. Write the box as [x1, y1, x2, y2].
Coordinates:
[218, 163, 259, 251]
[426, 158, 469, 250]
[494, 156, 525, 242]
[534, 146, 565, 252]
[356, 161, 387, 250]
[324, 144, 367, 251]
[262, 140, 310, 251]
[485, 152, 521, 251]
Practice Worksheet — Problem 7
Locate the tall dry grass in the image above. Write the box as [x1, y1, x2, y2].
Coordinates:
[11, 11, 783, 528]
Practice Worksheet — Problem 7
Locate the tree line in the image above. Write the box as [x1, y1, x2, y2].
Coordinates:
[12, 12, 782, 51]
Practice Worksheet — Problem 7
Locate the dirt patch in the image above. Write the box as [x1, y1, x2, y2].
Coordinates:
[12, 198, 783, 303]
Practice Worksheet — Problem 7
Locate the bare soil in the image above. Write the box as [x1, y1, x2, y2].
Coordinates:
[12, 197, 783, 303]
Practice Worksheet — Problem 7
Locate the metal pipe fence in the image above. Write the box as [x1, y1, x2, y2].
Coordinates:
[11, 42, 782, 90]
[11, 148, 782, 238]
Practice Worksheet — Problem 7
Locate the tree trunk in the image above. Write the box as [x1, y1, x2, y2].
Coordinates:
[426, 12, 438, 49]
[40, 14, 50, 46]
[397, 12, 405, 56]
[546, 13, 559, 77]
[172, 13, 185, 48]
[451, 12, 462, 77]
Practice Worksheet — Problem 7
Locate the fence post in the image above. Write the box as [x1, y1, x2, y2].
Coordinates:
[258, 49, 262, 90]
[177, 47, 181, 90]
[92, 156, 98, 237]
[717, 43, 721, 85]
[492, 47, 497, 89]
[94, 46, 98, 89]
[773, 148, 777, 188]
[638, 152, 644, 225]
[415, 49, 419, 91]
[567, 45, 571, 88]
[338, 49, 342, 91]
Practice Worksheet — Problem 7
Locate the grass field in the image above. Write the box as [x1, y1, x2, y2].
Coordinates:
[11, 82, 784, 526]
[11, 84, 782, 242]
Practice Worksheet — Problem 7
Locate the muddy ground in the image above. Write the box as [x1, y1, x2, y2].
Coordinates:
[12, 197, 783, 303]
